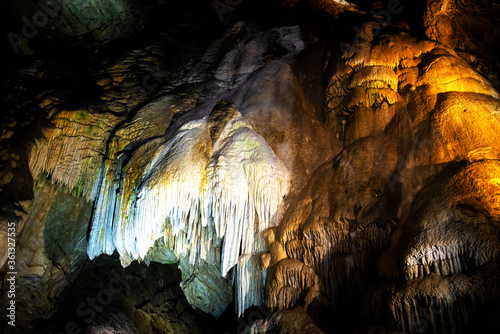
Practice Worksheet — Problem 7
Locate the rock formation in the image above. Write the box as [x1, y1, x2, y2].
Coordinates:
[1, 1, 499, 333]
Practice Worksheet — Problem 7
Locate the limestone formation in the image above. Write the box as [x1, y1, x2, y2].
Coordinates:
[1, 1, 499, 333]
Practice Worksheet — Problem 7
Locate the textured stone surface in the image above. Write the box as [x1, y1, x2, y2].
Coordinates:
[423, 0, 500, 84]
[0, 178, 91, 333]
[1, 0, 145, 54]
[1, 2, 500, 333]
[255, 18, 500, 333]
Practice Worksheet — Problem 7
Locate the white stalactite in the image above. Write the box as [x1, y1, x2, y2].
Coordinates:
[237, 254, 265, 316]
[87, 111, 289, 316]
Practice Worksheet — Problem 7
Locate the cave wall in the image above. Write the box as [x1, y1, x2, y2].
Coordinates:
[1, 1, 500, 333]
[1, 0, 145, 54]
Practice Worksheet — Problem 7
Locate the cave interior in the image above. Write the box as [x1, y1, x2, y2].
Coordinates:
[1, 1, 500, 333]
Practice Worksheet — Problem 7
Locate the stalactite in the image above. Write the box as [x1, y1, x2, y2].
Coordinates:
[348, 66, 399, 91]
[279, 218, 394, 303]
[403, 240, 498, 280]
[265, 258, 318, 311]
[29, 110, 120, 201]
[390, 280, 483, 334]
[87, 109, 289, 316]
[237, 254, 265, 316]
[342, 29, 435, 71]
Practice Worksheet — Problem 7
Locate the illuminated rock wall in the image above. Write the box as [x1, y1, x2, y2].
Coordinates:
[87, 103, 289, 316]
[3, 2, 500, 333]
